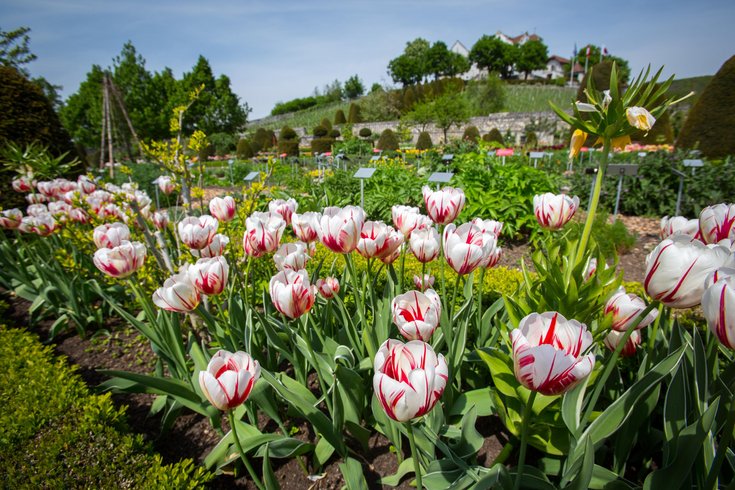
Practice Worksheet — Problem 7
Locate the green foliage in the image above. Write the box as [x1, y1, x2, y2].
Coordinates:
[253, 127, 275, 150]
[334, 108, 346, 125]
[0, 26, 36, 75]
[483, 128, 505, 145]
[208, 132, 236, 156]
[313, 125, 328, 137]
[577, 44, 631, 83]
[677, 55, 735, 158]
[236, 138, 254, 159]
[376, 129, 399, 151]
[344, 75, 365, 100]
[462, 125, 480, 143]
[465, 73, 506, 115]
[388, 38, 431, 86]
[0, 326, 211, 488]
[278, 125, 299, 156]
[516, 39, 549, 79]
[524, 130, 538, 148]
[329, 129, 341, 139]
[311, 136, 334, 154]
[416, 131, 433, 150]
[567, 211, 638, 258]
[320, 117, 333, 132]
[271, 96, 319, 115]
[358, 127, 372, 138]
[432, 92, 470, 142]
[347, 102, 362, 123]
[403, 100, 435, 131]
[469, 35, 518, 79]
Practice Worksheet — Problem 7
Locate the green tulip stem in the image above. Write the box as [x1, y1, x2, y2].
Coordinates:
[300, 315, 333, 416]
[575, 138, 611, 268]
[399, 245, 407, 293]
[514, 390, 537, 490]
[579, 302, 658, 433]
[228, 410, 265, 490]
[704, 398, 735, 490]
[406, 422, 423, 490]
[646, 303, 666, 368]
[477, 267, 485, 336]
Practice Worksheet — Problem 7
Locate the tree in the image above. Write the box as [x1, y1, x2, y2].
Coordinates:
[344, 75, 365, 99]
[387, 38, 430, 86]
[432, 93, 469, 142]
[402, 101, 434, 132]
[416, 131, 433, 150]
[446, 52, 471, 78]
[0, 26, 36, 76]
[426, 41, 452, 80]
[466, 73, 505, 114]
[578, 44, 630, 83]
[334, 109, 346, 125]
[516, 39, 549, 79]
[60, 65, 105, 150]
[347, 103, 362, 123]
[377, 129, 399, 151]
[469, 35, 518, 79]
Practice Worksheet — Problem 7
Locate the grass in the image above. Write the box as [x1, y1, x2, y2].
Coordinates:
[503, 85, 576, 113]
[250, 100, 351, 131]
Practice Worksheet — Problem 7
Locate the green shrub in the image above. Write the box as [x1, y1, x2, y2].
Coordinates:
[483, 128, 505, 145]
[359, 127, 372, 138]
[320, 117, 333, 132]
[416, 131, 433, 150]
[329, 129, 341, 139]
[525, 130, 538, 148]
[311, 137, 334, 154]
[377, 129, 399, 151]
[334, 109, 346, 125]
[462, 125, 481, 143]
[278, 125, 300, 156]
[313, 125, 328, 137]
[208, 132, 236, 156]
[271, 96, 318, 115]
[253, 127, 275, 150]
[348, 102, 362, 123]
[677, 55, 735, 158]
[237, 138, 254, 159]
[0, 326, 211, 488]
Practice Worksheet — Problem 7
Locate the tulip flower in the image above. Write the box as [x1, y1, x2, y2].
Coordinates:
[26, 193, 47, 204]
[26, 204, 48, 217]
[604, 288, 658, 331]
[569, 129, 587, 159]
[19, 214, 57, 236]
[209, 196, 237, 222]
[188, 256, 229, 295]
[533, 193, 579, 230]
[273, 242, 310, 271]
[152, 210, 170, 230]
[244, 211, 286, 255]
[318, 205, 365, 254]
[702, 275, 735, 349]
[178, 215, 219, 250]
[392, 205, 432, 237]
[357, 221, 404, 260]
[422, 186, 465, 225]
[269, 269, 315, 319]
[644, 235, 735, 308]
[699, 203, 735, 244]
[392, 290, 442, 341]
[373, 339, 448, 422]
[291, 212, 321, 243]
[199, 350, 260, 411]
[626, 107, 656, 131]
[77, 175, 96, 194]
[583, 258, 597, 282]
[36, 181, 59, 198]
[152, 265, 201, 312]
[154, 176, 175, 195]
[482, 246, 502, 269]
[409, 227, 440, 263]
[510, 312, 595, 396]
[69, 208, 89, 224]
[12, 176, 35, 193]
[316, 277, 340, 299]
[93, 222, 131, 249]
[603, 330, 641, 357]
[269, 198, 298, 226]
[413, 274, 435, 292]
[0, 209, 23, 229]
[93, 240, 146, 278]
[443, 222, 496, 275]
[191, 233, 230, 258]
[660, 215, 701, 240]
[471, 218, 503, 239]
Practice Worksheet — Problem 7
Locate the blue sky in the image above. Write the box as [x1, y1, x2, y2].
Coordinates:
[3, 0, 733, 119]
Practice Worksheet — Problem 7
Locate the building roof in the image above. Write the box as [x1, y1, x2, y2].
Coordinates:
[496, 31, 540, 45]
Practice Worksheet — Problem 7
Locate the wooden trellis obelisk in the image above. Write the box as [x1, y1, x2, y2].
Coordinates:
[99, 72, 144, 179]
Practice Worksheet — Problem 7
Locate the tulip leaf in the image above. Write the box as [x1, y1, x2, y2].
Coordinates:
[564, 437, 594, 490]
[254, 437, 314, 458]
[613, 385, 660, 475]
[663, 363, 687, 466]
[379, 457, 416, 486]
[314, 437, 335, 469]
[449, 387, 495, 417]
[339, 457, 369, 490]
[561, 373, 590, 437]
[262, 443, 280, 490]
[449, 407, 484, 459]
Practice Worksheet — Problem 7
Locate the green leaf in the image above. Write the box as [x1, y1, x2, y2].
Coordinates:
[565, 437, 594, 490]
[379, 458, 416, 486]
[562, 374, 590, 437]
[339, 457, 369, 490]
[254, 437, 314, 459]
[262, 443, 280, 490]
[449, 387, 495, 417]
[314, 437, 335, 469]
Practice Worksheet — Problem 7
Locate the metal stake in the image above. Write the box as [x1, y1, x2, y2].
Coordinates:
[360, 179, 365, 209]
[675, 175, 684, 216]
[612, 175, 624, 223]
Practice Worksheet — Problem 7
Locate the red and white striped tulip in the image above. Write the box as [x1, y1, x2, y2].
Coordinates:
[77, 175, 96, 194]
[178, 215, 219, 250]
[660, 215, 701, 240]
[152, 210, 169, 230]
[603, 329, 641, 357]
[36, 181, 59, 198]
[583, 258, 598, 282]
[392, 205, 431, 237]
[93, 222, 131, 249]
[699, 203, 735, 244]
[188, 256, 229, 295]
[69, 208, 89, 224]
[702, 274, 735, 349]
[357, 221, 404, 260]
[482, 246, 502, 269]
[244, 211, 286, 255]
[191, 233, 230, 258]
[472, 218, 503, 239]
[413, 274, 435, 292]
[154, 176, 176, 195]
[511, 312, 595, 396]
[373, 339, 448, 422]
[443, 222, 496, 275]
[152, 265, 201, 312]
[409, 227, 440, 263]
[209, 196, 237, 222]
[392, 290, 442, 341]
[604, 288, 658, 331]
[269, 269, 316, 319]
[644, 235, 735, 308]
[26, 204, 48, 217]
[199, 350, 260, 411]
[422, 186, 465, 225]
[318, 205, 365, 254]
[26, 193, 47, 204]
[93, 240, 146, 278]
[0, 209, 23, 229]
[269, 198, 298, 226]
[12, 176, 35, 193]
[533, 193, 579, 230]
[291, 212, 321, 243]
[19, 214, 57, 236]
[274, 242, 310, 271]
[316, 277, 340, 299]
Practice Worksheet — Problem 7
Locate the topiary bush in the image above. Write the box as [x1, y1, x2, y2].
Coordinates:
[358, 127, 372, 139]
[483, 128, 505, 145]
[313, 125, 328, 137]
[462, 125, 481, 143]
[253, 127, 275, 150]
[320, 117, 333, 132]
[524, 130, 538, 148]
[677, 55, 735, 158]
[348, 103, 362, 123]
[416, 131, 433, 150]
[311, 137, 334, 154]
[329, 129, 341, 139]
[237, 138, 254, 159]
[334, 109, 346, 125]
[278, 125, 300, 156]
[377, 129, 399, 151]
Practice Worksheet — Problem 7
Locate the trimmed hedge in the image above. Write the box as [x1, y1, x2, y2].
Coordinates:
[0, 326, 211, 488]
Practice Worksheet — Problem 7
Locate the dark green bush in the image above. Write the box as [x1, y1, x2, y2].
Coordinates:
[253, 127, 275, 150]
[377, 129, 399, 151]
[348, 103, 362, 123]
[278, 125, 300, 156]
[329, 129, 341, 139]
[320, 117, 333, 132]
[416, 131, 433, 150]
[208, 132, 236, 156]
[483, 128, 505, 145]
[271, 96, 318, 115]
[525, 130, 538, 148]
[334, 109, 346, 125]
[358, 127, 372, 138]
[462, 125, 481, 143]
[237, 138, 254, 159]
[313, 125, 328, 137]
[311, 137, 334, 154]
[677, 55, 735, 158]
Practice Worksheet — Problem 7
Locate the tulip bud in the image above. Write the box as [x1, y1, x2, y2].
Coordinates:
[422, 186, 465, 225]
[152, 210, 170, 230]
[357, 221, 404, 260]
[199, 350, 260, 411]
[443, 222, 496, 275]
[392, 290, 442, 341]
[0, 209, 23, 229]
[316, 277, 340, 299]
[27, 204, 48, 217]
[209, 196, 237, 222]
[274, 242, 310, 271]
[269, 198, 298, 226]
[660, 215, 701, 240]
[413, 274, 435, 292]
[93, 222, 131, 249]
[409, 227, 440, 263]
[269, 269, 315, 319]
[19, 213, 57, 236]
[152, 265, 201, 312]
[244, 211, 286, 255]
[533, 193, 579, 230]
[12, 176, 35, 193]
[702, 275, 735, 349]
[603, 330, 641, 357]
[699, 203, 735, 244]
[178, 215, 219, 250]
[392, 205, 432, 237]
[189, 256, 229, 295]
[511, 312, 595, 396]
[373, 339, 448, 422]
[93, 240, 146, 278]
[77, 175, 96, 194]
[154, 176, 176, 195]
[291, 212, 321, 243]
[318, 206, 365, 254]
[604, 288, 658, 331]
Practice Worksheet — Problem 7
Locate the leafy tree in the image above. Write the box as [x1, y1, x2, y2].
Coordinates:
[377, 129, 399, 151]
[426, 41, 452, 80]
[402, 101, 434, 132]
[370, 83, 382, 93]
[483, 128, 505, 145]
[578, 44, 630, 83]
[358, 127, 372, 139]
[432, 92, 469, 142]
[313, 125, 328, 137]
[469, 35, 518, 79]
[277, 126, 299, 156]
[59, 65, 105, 150]
[0, 26, 36, 75]
[516, 39, 549, 79]
[237, 138, 254, 159]
[462, 125, 480, 143]
[388, 38, 430, 86]
[466, 73, 505, 114]
[344, 75, 365, 99]
[446, 52, 471, 78]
